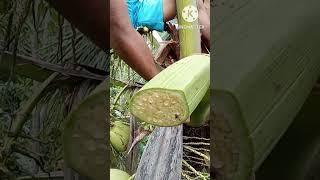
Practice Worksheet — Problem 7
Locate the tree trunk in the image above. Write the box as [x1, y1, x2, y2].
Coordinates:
[125, 116, 140, 174]
[134, 127, 183, 180]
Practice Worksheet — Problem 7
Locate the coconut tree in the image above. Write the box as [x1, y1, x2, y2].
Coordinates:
[0, 0, 108, 179]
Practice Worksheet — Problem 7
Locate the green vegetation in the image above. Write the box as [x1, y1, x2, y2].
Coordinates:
[0, 0, 107, 179]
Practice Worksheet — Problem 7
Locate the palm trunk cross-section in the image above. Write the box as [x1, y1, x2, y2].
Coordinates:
[129, 54, 210, 126]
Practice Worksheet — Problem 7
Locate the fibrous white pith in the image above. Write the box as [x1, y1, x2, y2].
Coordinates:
[131, 89, 188, 126]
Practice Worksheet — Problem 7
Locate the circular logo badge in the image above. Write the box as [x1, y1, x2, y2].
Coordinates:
[182, 5, 198, 23]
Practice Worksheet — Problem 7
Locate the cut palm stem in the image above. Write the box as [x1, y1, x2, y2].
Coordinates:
[129, 54, 209, 126]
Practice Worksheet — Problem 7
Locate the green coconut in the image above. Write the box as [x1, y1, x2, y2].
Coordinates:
[113, 121, 130, 132]
[110, 121, 130, 152]
[110, 169, 130, 180]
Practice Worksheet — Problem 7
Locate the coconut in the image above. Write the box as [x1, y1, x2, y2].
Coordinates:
[110, 121, 130, 152]
[110, 169, 130, 180]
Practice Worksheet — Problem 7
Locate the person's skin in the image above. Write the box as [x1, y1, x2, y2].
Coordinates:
[47, 0, 210, 80]
[110, 0, 160, 80]
[47, 0, 159, 80]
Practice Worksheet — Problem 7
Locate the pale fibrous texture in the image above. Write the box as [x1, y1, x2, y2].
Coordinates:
[110, 169, 131, 180]
[130, 54, 210, 126]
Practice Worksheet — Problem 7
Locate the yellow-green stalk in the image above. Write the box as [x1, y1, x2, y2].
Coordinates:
[176, 0, 202, 58]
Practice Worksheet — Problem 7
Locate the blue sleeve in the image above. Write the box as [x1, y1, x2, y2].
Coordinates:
[126, 0, 139, 29]
[137, 0, 164, 31]
[127, 0, 165, 32]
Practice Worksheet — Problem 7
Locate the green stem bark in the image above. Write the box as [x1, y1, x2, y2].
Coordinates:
[176, 0, 202, 58]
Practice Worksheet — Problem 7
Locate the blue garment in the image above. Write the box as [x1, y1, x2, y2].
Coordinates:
[127, 0, 164, 32]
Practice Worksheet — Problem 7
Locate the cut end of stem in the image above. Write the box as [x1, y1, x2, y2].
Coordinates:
[130, 89, 189, 126]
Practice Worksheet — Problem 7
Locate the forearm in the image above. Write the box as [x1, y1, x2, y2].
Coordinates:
[46, 0, 108, 51]
[111, 28, 159, 80]
[47, 0, 159, 80]
[110, 0, 159, 80]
